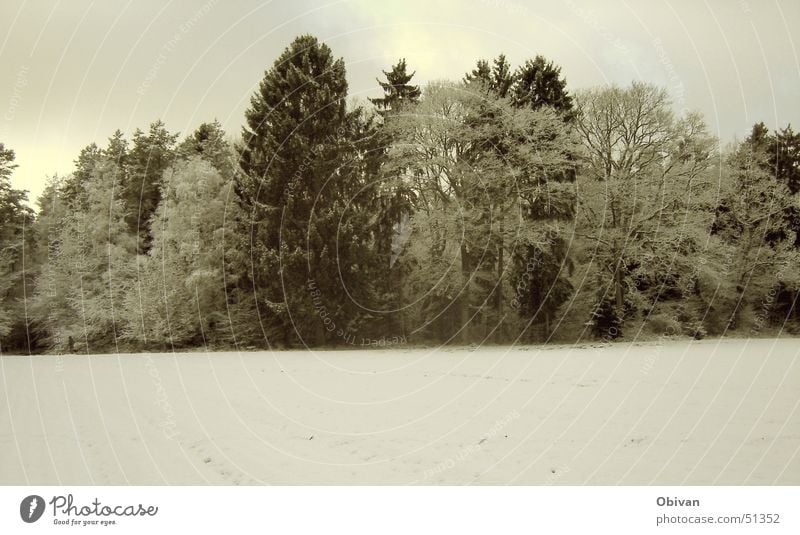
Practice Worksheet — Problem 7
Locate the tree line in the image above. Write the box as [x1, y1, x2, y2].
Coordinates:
[1, 34, 799, 353]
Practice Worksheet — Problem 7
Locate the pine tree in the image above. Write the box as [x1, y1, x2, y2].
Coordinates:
[124, 120, 178, 251]
[711, 136, 800, 331]
[761, 124, 800, 322]
[105, 129, 128, 168]
[464, 54, 513, 97]
[0, 143, 16, 182]
[368, 60, 424, 339]
[747, 124, 800, 248]
[369, 58, 421, 115]
[508, 55, 576, 338]
[32, 156, 136, 351]
[770, 125, 800, 194]
[463, 54, 576, 339]
[0, 143, 34, 348]
[62, 143, 101, 208]
[177, 120, 233, 176]
[464, 59, 491, 86]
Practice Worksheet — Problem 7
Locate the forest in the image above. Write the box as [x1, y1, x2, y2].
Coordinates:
[1, 34, 799, 354]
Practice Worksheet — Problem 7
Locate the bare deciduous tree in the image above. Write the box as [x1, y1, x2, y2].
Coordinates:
[574, 82, 717, 335]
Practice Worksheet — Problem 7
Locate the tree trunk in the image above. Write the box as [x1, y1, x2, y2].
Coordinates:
[495, 218, 504, 342]
[613, 240, 624, 310]
[460, 244, 471, 345]
[314, 311, 326, 346]
[390, 265, 405, 338]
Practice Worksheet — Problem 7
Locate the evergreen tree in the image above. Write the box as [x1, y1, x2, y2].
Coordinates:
[464, 59, 491, 86]
[177, 120, 234, 175]
[464, 53, 573, 114]
[369, 58, 421, 114]
[764, 124, 800, 321]
[369, 60, 424, 339]
[711, 137, 800, 331]
[0, 143, 16, 182]
[463, 53, 576, 339]
[238, 35, 380, 346]
[62, 132, 128, 210]
[513, 55, 574, 119]
[124, 120, 178, 251]
[508, 55, 576, 337]
[61, 143, 101, 209]
[0, 143, 34, 349]
[32, 156, 135, 351]
[382, 82, 574, 343]
[464, 54, 514, 97]
[751, 124, 800, 246]
[105, 129, 129, 168]
[770, 125, 800, 194]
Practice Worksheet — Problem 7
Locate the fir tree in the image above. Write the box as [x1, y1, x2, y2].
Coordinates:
[369, 58, 421, 115]
[464, 54, 514, 97]
[770, 125, 800, 194]
[513, 55, 574, 119]
[105, 130, 128, 168]
[33, 156, 136, 351]
[0, 143, 34, 348]
[62, 143, 101, 209]
[463, 53, 576, 339]
[238, 35, 378, 346]
[124, 120, 178, 251]
[177, 120, 235, 178]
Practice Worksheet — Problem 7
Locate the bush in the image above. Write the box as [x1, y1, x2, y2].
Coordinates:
[646, 313, 681, 337]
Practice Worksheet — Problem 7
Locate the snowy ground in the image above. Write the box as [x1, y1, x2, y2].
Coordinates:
[1, 339, 798, 485]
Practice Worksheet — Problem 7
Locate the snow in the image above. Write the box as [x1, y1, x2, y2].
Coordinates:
[1, 338, 798, 484]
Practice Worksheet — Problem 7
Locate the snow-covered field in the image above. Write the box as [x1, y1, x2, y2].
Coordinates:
[1, 339, 798, 485]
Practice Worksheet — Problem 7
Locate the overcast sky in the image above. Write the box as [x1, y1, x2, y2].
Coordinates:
[2, 0, 798, 207]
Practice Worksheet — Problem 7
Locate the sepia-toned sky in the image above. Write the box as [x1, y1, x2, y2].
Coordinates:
[1, 0, 798, 208]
